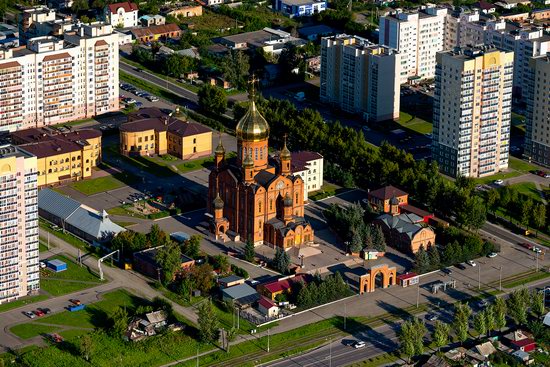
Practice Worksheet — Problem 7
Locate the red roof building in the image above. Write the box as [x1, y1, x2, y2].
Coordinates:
[396, 272, 419, 287]
[510, 338, 536, 352]
[107, 2, 138, 14]
[258, 274, 310, 300]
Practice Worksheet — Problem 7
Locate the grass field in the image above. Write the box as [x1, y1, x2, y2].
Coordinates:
[396, 112, 433, 135]
[0, 295, 49, 314]
[70, 175, 127, 195]
[508, 156, 539, 173]
[39, 220, 93, 254]
[175, 156, 214, 173]
[474, 156, 540, 185]
[39, 255, 102, 297]
[502, 270, 550, 289]
[104, 144, 176, 178]
[10, 323, 61, 340]
[510, 182, 544, 202]
[107, 204, 148, 219]
[474, 170, 522, 185]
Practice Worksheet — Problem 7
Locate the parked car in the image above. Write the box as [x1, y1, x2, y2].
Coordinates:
[455, 263, 467, 270]
[478, 300, 489, 308]
[33, 309, 45, 317]
[146, 95, 159, 102]
[48, 333, 63, 343]
[135, 101, 143, 108]
[122, 98, 136, 104]
[520, 242, 534, 251]
[69, 299, 81, 305]
[493, 179, 504, 186]
[38, 308, 51, 315]
[23, 311, 36, 319]
[354, 340, 366, 349]
[487, 252, 498, 258]
[441, 268, 453, 275]
[467, 260, 477, 267]
[426, 314, 439, 321]
[39, 261, 46, 269]
[533, 247, 542, 253]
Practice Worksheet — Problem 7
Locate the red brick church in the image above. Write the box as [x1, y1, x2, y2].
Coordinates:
[207, 88, 314, 248]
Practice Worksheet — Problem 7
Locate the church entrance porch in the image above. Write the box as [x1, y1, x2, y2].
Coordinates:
[358, 264, 397, 294]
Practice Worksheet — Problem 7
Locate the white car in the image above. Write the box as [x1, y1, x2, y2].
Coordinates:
[533, 247, 542, 253]
[39, 261, 46, 269]
[354, 341, 366, 349]
[478, 300, 489, 308]
[487, 252, 498, 258]
[467, 260, 477, 267]
[494, 179, 504, 185]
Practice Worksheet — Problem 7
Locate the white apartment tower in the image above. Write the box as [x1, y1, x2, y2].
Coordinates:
[320, 35, 401, 122]
[0, 23, 119, 132]
[0, 145, 39, 304]
[524, 54, 550, 166]
[432, 46, 514, 178]
[379, 6, 447, 84]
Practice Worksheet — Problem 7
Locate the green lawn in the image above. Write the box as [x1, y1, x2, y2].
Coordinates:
[53, 118, 95, 129]
[106, 204, 148, 219]
[40, 279, 98, 297]
[103, 144, 176, 178]
[508, 156, 539, 173]
[41, 255, 100, 282]
[396, 112, 433, 135]
[10, 323, 61, 340]
[174, 156, 214, 173]
[39, 220, 94, 254]
[474, 170, 522, 185]
[113, 221, 137, 227]
[510, 182, 544, 202]
[502, 270, 550, 289]
[70, 175, 127, 195]
[0, 295, 49, 313]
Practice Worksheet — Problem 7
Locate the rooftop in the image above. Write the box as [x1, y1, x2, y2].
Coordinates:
[0, 144, 34, 159]
[369, 185, 408, 201]
[258, 296, 277, 309]
[120, 116, 210, 137]
[280, 0, 325, 5]
[107, 2, 138, 14]
[134, 246, 194, 266]
[221, 283, 259, 302]
[11, 128, 101, 158]
[130, 23, 180, 38]
[219, 275, 244, 284]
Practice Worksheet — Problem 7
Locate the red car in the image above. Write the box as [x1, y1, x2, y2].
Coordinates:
[69, 299, 81, 305]
[48, 333, 63, 343]
[33, 309, 45, 317]
[520, 242, 534, 250]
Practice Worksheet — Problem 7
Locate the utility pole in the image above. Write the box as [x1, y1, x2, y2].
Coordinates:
[47, 231, 50, 250]
[237, 307, 240, 330]
[536, 251, 539, 272]
[329, 338, 332, 367]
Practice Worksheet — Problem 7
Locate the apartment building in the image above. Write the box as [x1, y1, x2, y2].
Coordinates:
[379, 6, 448, 84]
[0, 23, 119, 132]
[11, 128, 101, 187]
[290, 151, 324, 201]
[0, 145, 39, 304]
[432, 46, 514, 178]
[445, 9, 550, 100]
[320, 35, 401, 122]
[18, 6, 74, 44]
[524, 54, 550, 166]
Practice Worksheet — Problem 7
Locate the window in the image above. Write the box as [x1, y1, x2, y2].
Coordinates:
[138, 137, 142, 143]
[269, 199, 273, 211]
[193, 147, 197, 153]
[193, 138, 196, 144]
[258, 201, 262, 213]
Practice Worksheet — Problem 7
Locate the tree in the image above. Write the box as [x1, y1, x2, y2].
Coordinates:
[457, 196, 487, 231]
[177, 276, 195, 302]
[486, 189, 500, 213]
[273, 247, 290, 274]
[398, 319, 416, 363]
[191, 264, 214, 293]
[183, 235, 201, 259]
[428, 245, 440, 270]
[371, 225, 386, 251]
[213, 254, 230, 274]
[79, 334, 94, 362]
[109, 307, 129, 337]
[520, 198, 533, 229]
[530, 289, 545, 317]
[197, 300, 219, 343]
[349, 228, 363, 253]
[155, 242, 182, 283]
[148, 224, 167, 247]
[414, 246, 430, 274]
[473, 312, 487, 339]
[222, 50, 250, 90]
[163, 54, 196, 77]
[198, 85, 227, 116]
[243, 240, 256, 263]
[453, 303, 472, 344]
[485, 306, 496, 337]
[494, 297, 507, 331]
[432, 320, 450, 351]
[532, 203, 546, 235]
[507, 289, 528, 325]
[72, 0, 89, 13]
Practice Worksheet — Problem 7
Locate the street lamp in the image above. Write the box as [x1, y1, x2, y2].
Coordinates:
[499, 266, 502, 292]
[478, 263, 481, 290]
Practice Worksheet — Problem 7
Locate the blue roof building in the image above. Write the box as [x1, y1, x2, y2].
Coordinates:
[274, 0, 327, 18]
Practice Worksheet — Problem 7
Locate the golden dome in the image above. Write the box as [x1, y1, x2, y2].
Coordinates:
[236, 89, 269, 142]
[280, 137, 291, 161]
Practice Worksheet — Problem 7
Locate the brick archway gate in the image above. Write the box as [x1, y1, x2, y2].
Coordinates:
[358, 264, 397, 294]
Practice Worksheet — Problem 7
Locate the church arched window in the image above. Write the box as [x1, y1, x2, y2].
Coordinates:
[255, 148, 258, 160]
[269, 199, 273, 211]
[258, 201, 262, 213]
[296, 193, 298, 203]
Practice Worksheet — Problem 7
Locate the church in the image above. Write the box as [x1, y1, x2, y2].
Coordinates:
[207, 88, 314, 249]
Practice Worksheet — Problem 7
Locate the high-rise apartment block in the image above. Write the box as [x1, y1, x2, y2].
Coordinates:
[432, 46, 514, 178]
[0, 23, 119, 132]
[445, 9, 550, 100]
[320, 35, 401, 122]
[379, 6, 448, 84]
[0, 145, 39, 304]
[524, 54, 550, 166]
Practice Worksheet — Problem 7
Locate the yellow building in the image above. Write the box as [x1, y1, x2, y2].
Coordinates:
[11, 128, 102, 187]
[120, 108, 212, 159]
